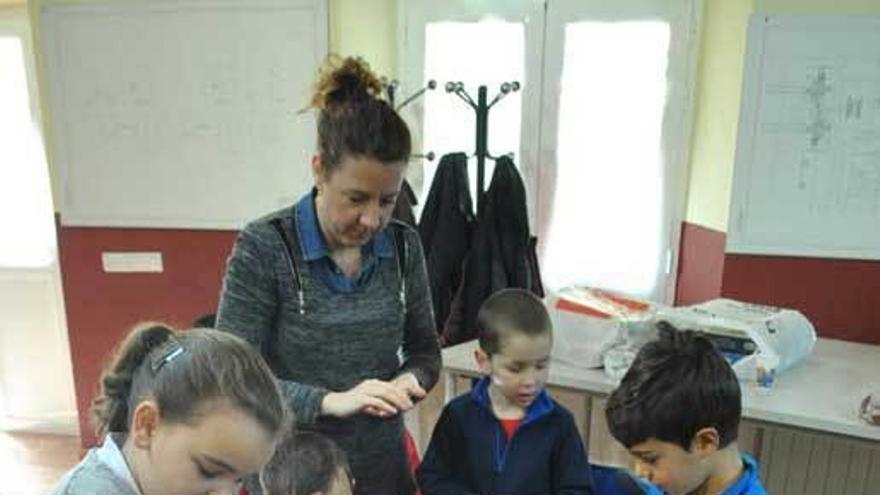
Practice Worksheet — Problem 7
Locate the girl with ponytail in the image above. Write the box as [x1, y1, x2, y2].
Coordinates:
[51, 323, 287, 495]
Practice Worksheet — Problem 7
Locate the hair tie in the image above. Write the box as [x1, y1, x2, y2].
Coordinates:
[150, 338, 186, 374]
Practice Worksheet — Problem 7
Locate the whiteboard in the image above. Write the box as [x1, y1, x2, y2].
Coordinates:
[728, 15, 880, 260]
[40, 0, 327, 229]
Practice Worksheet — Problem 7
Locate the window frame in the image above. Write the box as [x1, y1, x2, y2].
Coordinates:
[400, 0, 703, 303]
[536, 0, 703, 302]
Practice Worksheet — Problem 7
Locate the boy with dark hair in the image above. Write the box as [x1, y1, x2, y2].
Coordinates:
[417, 288, 594, 495]
[262, 430, 353, 495]
[605, 323, 768, 495]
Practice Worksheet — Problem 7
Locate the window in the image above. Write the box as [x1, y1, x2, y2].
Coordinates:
[541, 21, 671, 296]
[0, 36, 56, 268]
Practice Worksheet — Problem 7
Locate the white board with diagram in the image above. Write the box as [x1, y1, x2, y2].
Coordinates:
[728, 15, 880, 260]
[39, 0, 327, 229]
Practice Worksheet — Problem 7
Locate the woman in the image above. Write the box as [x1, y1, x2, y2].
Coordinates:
[217, 56, 441, 495]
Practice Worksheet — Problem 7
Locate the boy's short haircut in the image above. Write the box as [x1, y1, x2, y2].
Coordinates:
[477, 288, 552, 356]
[261, 429, 350, 495]
[605, 322, 742, 450]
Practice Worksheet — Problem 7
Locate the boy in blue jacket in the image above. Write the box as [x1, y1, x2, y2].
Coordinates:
[417, 288, 594, 495]
[605, 323, 768, 495]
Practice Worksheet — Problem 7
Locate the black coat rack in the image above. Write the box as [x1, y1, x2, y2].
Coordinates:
[445, 81, 520, 215]
[385, 79, 437, 162]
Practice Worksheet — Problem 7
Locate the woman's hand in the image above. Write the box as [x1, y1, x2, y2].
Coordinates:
[364, 372, 428, 417]
[360, 373, 427, 418]
[391, 372, 426, 401]
[321, 378, 415, 418]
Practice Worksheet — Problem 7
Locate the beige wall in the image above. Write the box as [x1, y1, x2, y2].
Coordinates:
[684, 0, 880, 232]
[683, 0, 754, 232]
[329, 0, 398, 79]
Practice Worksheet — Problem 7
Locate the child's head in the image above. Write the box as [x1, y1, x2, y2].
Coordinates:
[261, 430, 353, 495]
[475, 288, 553, 409]
[93, 323, 287, 495]
[605, 322, 742, 495]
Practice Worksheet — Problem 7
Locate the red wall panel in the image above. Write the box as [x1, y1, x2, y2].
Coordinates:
[675, 222, 880, 344]
[722, 254, 880, 344]
[58, 227, 236, 447]
[675, 222, 726, 306]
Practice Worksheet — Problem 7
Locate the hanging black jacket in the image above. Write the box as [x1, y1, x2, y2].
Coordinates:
[418, 153, 475, 334]
[392, 180, 419, 227]
[445, 155, 543, 345]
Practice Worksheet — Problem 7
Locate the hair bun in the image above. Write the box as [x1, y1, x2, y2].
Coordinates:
[310, 55, 384, 110]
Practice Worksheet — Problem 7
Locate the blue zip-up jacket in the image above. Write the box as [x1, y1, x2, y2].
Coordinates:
[417, 377, 594, 495]
[596, 454, 765, 495]
[720, 454, 767, 495]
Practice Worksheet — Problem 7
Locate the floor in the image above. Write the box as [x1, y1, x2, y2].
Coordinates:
[0, 431, 81, 495]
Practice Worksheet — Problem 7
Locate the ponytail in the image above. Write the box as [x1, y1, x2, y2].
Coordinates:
[91, 323, 286, 439]
[92, 323, 174, 437]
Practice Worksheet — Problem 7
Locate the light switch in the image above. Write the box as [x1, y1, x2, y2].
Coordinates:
[102, 252, 164, 273]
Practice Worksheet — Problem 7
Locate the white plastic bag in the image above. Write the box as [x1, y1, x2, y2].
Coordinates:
[547, 287, 656, 369]
[656, 298, 816, 382]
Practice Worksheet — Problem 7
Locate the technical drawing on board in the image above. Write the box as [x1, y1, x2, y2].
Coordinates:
[729, 15, 880, 260]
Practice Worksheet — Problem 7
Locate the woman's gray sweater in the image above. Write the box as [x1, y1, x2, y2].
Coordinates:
[217, 205, 441, 494]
